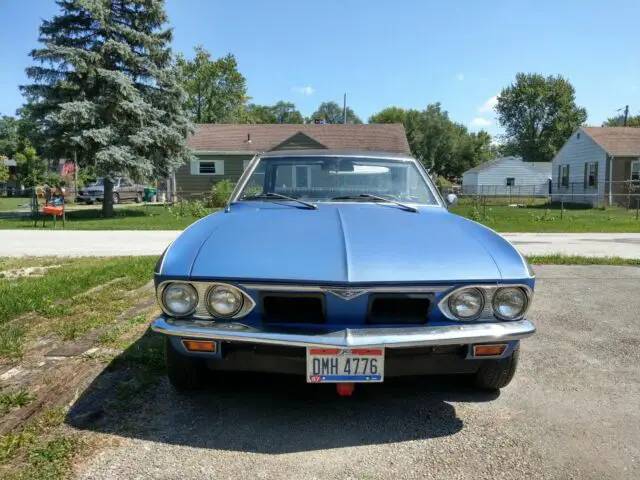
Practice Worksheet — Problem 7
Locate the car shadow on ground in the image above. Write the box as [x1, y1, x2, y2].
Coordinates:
[67, 332, 498, 454]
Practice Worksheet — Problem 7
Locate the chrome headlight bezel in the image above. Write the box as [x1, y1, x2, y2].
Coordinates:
[156, 280, 256, 320]
[446, 287, 485, 321]
[439, 284, 533, 322]
[206, 284, 245, 318]
[161, 282, 199, 317]
[492, 286, 530, 321]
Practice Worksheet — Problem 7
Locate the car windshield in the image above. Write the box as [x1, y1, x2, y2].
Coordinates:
[91, 179, 104, 186]
[237, 156, 440, 206]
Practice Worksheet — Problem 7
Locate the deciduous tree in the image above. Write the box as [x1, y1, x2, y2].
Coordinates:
[0, 163, 8, 183]
[495, 73, 587, 163]
[369, 104, 491, 178]
[603, 114, 640, 127]
[22, 0, 193, 216]
[14, 144, 46, 187]
[0, 116, 23, 158]
[177, 45, 248, 123]
[311, 101, 362, 124]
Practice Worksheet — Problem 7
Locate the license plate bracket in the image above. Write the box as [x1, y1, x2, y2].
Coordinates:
[306, 347, 384, 383]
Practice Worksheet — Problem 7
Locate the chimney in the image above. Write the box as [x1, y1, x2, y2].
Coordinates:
[246, 133, 251, 143]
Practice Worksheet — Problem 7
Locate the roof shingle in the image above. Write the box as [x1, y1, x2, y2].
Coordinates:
[581, 127, 640, 156]
[186, 124, 411, 154]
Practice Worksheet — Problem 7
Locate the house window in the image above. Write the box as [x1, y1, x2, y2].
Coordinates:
[560, 165, 570, 187]
[506, 177, 515, 187]
[585, 161, 598, 188]
[199, 161, 217, 174]
[191, 159, 224, 176]
[631, 161, 640, 183]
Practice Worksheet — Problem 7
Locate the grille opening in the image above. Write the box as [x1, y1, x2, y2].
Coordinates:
[261, 294, 325, 324]
[367, 294, 431, 324]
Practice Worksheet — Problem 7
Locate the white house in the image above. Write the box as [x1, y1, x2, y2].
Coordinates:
[462, 156, 551, 196]
[551, 127, 640, 206]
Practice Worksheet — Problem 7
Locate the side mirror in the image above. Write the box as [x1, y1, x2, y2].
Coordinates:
[446, 193, 458, 207]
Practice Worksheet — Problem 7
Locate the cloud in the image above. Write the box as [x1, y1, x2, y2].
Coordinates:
[477, 95, 498, 113]
[455, 72, 464, 81]
[470, 117, 491, 127]
[292, 85, 315, 95]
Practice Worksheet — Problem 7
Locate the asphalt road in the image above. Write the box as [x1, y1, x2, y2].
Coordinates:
[2, 230, 640, 259]
[71, 265, 640, 480]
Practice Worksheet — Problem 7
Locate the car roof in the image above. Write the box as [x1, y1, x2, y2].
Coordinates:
[259, 149, 416, 160]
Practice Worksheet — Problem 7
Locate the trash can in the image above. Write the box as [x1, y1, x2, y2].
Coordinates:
[143, 187, 157, 202]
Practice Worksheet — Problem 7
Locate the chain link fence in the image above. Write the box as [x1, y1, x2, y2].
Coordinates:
[440, 180, 640, 210]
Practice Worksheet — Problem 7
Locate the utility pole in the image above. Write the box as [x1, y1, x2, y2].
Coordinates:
[623, 105, 629, 126]
[343, 93, 347, 124]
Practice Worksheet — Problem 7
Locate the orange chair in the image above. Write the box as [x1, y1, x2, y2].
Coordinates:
[32, 187, 66, 228]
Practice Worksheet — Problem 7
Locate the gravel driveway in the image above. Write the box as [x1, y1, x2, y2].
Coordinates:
[71, 266, 640, 479]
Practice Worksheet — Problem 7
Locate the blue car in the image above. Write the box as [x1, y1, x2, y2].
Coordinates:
[151, 150, 535, 395]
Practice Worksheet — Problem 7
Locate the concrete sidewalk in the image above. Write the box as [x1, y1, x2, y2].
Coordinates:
[1, 230, 639, 259]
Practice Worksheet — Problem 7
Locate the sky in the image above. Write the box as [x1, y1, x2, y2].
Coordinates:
[1, 0, 639, 136]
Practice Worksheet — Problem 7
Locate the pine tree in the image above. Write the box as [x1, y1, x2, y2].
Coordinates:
[21, 0, 193, 216]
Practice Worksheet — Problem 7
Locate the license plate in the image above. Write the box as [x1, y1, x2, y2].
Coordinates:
[306, 348, 384, 383]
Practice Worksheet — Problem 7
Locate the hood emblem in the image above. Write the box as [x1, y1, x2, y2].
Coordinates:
[324, 288, 368, 300]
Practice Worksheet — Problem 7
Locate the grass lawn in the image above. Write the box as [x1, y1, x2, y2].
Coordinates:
[0, 256, 157, 357]
[0, 204, 203, 230]
[0, 201, 639, 232]
[0, 197, 32, 211]
[0, 255, 162, 480]
[450, 204, 640, 233]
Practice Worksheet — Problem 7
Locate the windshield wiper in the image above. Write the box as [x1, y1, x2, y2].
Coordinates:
[242, 192, 317, 210]
[330, 194, 418, 212]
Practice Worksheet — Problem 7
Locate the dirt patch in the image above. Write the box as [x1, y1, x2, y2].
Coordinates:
[0, 265, 62, 280]
[0, 279, 159, 431]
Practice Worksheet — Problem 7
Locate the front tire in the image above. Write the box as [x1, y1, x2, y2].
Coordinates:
[164, 337, 208, 392]
[135, 192, 143, 203]
[474, 347, 519, 391]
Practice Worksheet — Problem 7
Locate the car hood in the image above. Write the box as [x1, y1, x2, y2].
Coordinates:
[160, 202, 531, 284]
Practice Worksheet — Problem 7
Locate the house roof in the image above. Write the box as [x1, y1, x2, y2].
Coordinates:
[581, 127, 640, 156]
[463, 156, 552, 177]
[528, 161, 553, 176]
[186, 124, 411, 154]
[463, 156, 523, 174]
[1, 157, 17, 167]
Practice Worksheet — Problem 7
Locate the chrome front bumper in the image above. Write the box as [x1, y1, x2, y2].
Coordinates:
[151, 316, 536, 349]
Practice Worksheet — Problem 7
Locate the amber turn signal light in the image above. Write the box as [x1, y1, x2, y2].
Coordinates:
[182, 340, 217, 352]
[473, 344, 507, 357]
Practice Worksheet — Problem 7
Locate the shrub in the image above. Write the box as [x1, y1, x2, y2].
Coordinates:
[186, 199, 210, 218]
[468, 207, 482, 221]
[210, 179, 235, 208]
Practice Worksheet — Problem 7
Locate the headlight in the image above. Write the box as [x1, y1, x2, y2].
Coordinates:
[448, 288, 484, 320]
[162, 283, 198, 317]
[207, 285, 244, 318]
[492, 287, 528, 320]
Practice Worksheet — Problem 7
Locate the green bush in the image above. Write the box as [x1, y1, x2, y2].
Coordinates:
[168, 199, 210, 218]
[434, 176, 452, 188]
[210, 179, 235, 208]
[186, 199, 210, 218]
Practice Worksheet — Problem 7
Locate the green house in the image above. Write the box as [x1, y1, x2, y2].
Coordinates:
[173, 123, 411, 198]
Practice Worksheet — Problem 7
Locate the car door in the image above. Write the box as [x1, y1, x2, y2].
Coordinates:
[119, 178, 134, 200]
